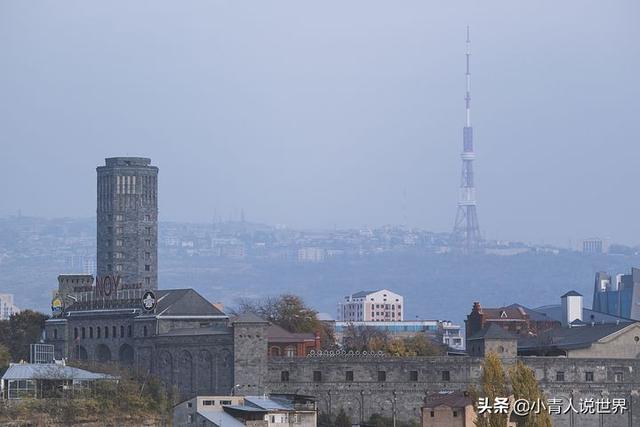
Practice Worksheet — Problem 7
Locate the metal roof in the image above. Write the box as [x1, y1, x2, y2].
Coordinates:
[198, 410, 246, 427]
[244, 396, 296, 411]
[518, 322, 634, 351]
[2, 363, 114, 381]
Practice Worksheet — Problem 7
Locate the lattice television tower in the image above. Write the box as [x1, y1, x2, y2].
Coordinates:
[452, 27, 482, 251]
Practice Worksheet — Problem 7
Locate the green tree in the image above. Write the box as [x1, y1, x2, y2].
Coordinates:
[474, 352, 509, 427]
[0, 310, 48, 362]
[0, 344, 10, 372]
[509, 361, 552, 427]
[334, 408, 352, 427]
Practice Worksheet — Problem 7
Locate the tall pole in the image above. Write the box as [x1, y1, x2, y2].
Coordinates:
[452, 26, 482, 252]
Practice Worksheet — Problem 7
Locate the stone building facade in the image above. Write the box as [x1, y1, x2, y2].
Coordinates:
[45, 288, 235, 397]
[96, 157, 158, 290]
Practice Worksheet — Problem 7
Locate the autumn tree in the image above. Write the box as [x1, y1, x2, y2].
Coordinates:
[343, 327, 444, 356]
[233, 294, 336, 349]
[509, 361, 552, 427]
[473, 352, 509, 427]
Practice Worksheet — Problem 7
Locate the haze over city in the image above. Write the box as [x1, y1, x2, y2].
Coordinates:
[1, 0, 639, 246]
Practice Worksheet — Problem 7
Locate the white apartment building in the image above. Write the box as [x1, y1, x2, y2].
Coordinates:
[337, 289, 403, 322]
[0, 294, 20, 321]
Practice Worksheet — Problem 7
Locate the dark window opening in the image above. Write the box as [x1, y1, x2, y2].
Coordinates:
[346, 371, 354, 382]
[442, 371, 450, 381]
[410, 371, 418, 382]
[281, 371, 289, 382]
[378, 371, 386, 382]
[313, 371, 322, 382]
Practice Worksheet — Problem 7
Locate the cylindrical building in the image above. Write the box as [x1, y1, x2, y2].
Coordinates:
[96, 157, 158, 290]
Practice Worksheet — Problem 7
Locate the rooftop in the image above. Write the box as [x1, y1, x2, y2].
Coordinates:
[2, 363, 114, 382]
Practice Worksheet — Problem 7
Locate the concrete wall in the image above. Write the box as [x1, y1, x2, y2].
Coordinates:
[568, 323, 640, 359]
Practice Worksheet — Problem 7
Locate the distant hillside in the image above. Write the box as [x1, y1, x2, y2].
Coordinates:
[1, 216, 638, 326]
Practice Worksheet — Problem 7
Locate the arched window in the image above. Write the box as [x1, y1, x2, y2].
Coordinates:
[97, 327, 101, 339]
[127, 325, 132, 337]
[105, 326, 109, 338]
[81, 327, 86, 339]
[74, 328, 78, 339]
[112, 326, 116, 338]
[89, 327, 93, 339]
[53, 329, 58, 339]
[143, 326, 148, 337]
[120, 325, 124, 338]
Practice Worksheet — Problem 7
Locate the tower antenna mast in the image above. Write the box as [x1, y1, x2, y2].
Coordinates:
[452, 26, 482, 252]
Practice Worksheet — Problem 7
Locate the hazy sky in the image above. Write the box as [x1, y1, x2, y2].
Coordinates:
[1, 1, 639, 245]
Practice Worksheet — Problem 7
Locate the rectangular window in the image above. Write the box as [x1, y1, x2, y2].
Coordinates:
[145, 264, 150, 271]
[453, 411, 458, 417]
[116, 264, 123, 272]
[281, 371, 289, 382]
[410, 371, 418, 382]
[556, 371, 565, 382]
[442, 371, 450, 381]
[116, 227, 123, 234]
[614, 372, 623, 383]
[313, 371, 322, 382]
[146, 226, 152, 235]
[585, 371, 594, 382]
[378, 371, 386, 382]
[144, 214, 151, 221]
[145, 277, 151, 285]
[146, 239, 151, 247]
[116, 239, 123, 247]
[145, 252, 151, 260]
[220, 400, 232, 405]
[202, 400, 214, 406]
[346, 371, 354, 382]
[115, 214, 123, 221]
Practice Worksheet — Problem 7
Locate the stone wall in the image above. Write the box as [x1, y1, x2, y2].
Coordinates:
[263, 355, 640, 427]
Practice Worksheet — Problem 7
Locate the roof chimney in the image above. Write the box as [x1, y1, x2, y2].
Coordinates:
[561, 291, 583, 327]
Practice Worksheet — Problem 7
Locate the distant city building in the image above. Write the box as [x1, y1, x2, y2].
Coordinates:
[337, 289, 403, 322]
[582, 238, 608, 254]
[333, 320, 464, 350]
[592, 267, 640, 320]
[297, 247, 325, 263]
[0, 293, 19, 320]
[96, 157, 158, 290]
